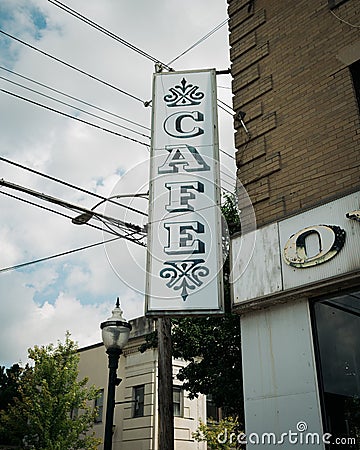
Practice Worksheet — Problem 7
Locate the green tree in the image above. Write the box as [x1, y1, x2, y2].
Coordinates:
[0, 363, 23, 412]
[0, 363, 23, 445]
[0, 333, 101, 450]
[193, 417, 243, 449]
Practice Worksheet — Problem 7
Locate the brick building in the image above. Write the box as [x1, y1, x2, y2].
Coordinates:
[228, 0, 360, 448]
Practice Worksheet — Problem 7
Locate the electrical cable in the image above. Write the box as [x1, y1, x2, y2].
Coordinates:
[0, 76, 151, 140]
[0, 156, 148, 217]
[167, 18, 229, 66]
[0, 188, 147, 248]
[0, 190, 120, 237]
[0, 66, 151, 131]
[0, 237, 121, 274]
[217, 102, 234, 117]
[330, 9, 360, 28]
[48, 0, 173, 71]
[219, 147, 235, 160]
[0, 29, 146, 104]
[1, 88, 150, 148]
[218, 98, 235, 113]
[221, 169, 237, 184]
[0, 179, 145, 234]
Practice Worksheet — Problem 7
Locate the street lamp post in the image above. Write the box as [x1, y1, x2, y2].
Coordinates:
[101, 298, 132, 450]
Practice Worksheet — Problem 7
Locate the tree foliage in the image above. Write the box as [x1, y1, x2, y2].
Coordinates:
[0, 363, 23, 412]
[193, 417, 243, 449]
[0, 333, 100, 450]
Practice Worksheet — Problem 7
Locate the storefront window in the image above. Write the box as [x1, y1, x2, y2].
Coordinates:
[312, 290, 360, 449]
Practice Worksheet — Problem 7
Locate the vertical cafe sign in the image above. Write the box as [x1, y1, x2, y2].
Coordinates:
[145, 69, 224, 316]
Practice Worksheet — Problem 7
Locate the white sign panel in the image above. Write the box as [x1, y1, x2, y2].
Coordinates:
[231, 191, 360, 309]
[145, 69, 224, 316]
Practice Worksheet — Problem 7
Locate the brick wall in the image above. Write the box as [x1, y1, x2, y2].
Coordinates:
[228, 0, 360, 227]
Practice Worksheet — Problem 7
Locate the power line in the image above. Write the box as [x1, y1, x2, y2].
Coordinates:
[0, 156, 148, 217]
[0, 28, 146, 104]
[0, 237, 120, 274]
[217, 100, 234, 117]
[48, 0, 173, 71]
[167, 18, 229, 66]
[0, 183, 147, 246]
[0, 66, 150, 131]
[218, 98, 235, 112]
[220, 147, 235, 160]
[0, 76, 151, 140]
[0, 190, 120, 237]
[1, 88, 150, 148]
[0, 179, 145, 234]
[330, 9, 360, 28]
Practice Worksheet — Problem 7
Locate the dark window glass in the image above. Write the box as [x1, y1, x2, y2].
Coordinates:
[206, 394, 221, 422]
[328, 0, 350, 9]
[312, 290, 360, 449]
[94, 389, 104, 423]
[133, 385, 145, 418]
[173, 387, 183, 417]
[350, 60, 360, 115]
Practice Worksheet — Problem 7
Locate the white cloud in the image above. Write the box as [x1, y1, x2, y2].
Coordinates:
[0, 0, 235, 367]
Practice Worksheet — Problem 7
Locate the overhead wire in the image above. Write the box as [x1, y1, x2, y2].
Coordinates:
[0, 66, 150, 131]
[0, 185, 147, 247]
[48, 0, 173, 71]
[0, 155, 148, 217]
[0, 237, 121, 274]
[1, 88, 150, 148]
[217, 100, 235, 117]
[330, 9, 360, 28]
[0, 76, 151, 140]
[220, 147, 235, 160]
[0, 178, 145, 233]
[167, 18, 229, 66]
[0, 190, 120, 237]
[218, 98, 235, 112]
[0, 29, 146, 105]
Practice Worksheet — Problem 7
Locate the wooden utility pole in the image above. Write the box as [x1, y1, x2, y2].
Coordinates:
[157, 317, 174, 450]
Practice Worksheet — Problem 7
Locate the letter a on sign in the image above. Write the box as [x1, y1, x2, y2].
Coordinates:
[145, 69, 224, 316]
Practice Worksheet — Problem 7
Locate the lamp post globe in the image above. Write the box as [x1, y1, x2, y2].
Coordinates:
[101, 298, 132, 450]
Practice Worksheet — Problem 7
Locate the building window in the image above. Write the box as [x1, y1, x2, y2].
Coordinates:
[206, 394, 221, 423]
[311, 289, 360, 448]
[350, 60, 360, 115]
[173, 387, 183, 417]
[328, 0, 350, 9]
[133, 385, 145, 418]
[94, 389, 104, 423]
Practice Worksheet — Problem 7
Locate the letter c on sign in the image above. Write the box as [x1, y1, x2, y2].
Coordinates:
[163, 111, 204, 138]
[283, 225, 346, 268]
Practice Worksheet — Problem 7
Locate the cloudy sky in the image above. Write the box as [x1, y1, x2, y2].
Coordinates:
[0, 0, 236, 366]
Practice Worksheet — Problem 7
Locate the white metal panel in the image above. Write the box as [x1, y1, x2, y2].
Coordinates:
[241, 299, 324, 448]
[279, 191, 360, 290]
[231, 223, 282, 305]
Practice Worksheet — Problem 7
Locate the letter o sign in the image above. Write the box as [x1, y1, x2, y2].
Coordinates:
[283, 225, 346, 268]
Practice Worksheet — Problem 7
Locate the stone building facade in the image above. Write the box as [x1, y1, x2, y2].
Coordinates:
[78, 317, 207, 450]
